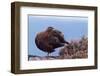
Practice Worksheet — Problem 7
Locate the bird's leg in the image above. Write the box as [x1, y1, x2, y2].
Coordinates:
[47, 53, 50, 57]
[47, 53, 50, 59]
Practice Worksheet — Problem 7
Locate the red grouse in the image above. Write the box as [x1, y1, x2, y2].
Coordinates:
[35, 27, 69, 56]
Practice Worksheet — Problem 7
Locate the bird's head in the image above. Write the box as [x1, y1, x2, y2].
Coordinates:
[46, 27, 54, 32]
[46, 26, 64, 37]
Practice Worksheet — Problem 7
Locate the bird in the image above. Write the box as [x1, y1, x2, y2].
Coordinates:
[35, 27, 69, 57]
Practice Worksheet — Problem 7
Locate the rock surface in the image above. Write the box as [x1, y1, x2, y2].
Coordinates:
[28, 55, 60, 60]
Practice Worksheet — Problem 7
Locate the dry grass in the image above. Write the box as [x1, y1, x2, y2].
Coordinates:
[59, 36, 88, 59]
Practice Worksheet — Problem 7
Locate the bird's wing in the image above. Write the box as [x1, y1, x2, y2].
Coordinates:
[52, 30, 69, 44]
[48, 36, 63, 46]
[51, 30, 65, 43]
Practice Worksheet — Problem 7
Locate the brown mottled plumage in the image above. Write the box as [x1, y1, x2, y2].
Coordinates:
[35, 27, 69, 56]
